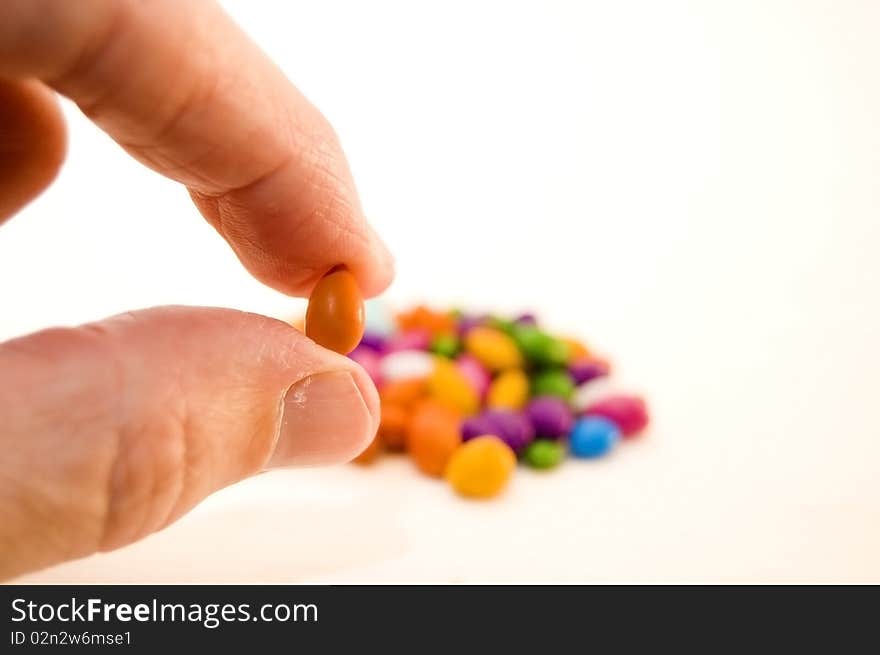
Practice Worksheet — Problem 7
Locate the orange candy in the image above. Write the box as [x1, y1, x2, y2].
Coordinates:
[405, 399, 461, 477]
[395, 305, 456, 336]
[378, 402, 409, 450]
[379, 378, 427, 408]
[305, 267, 364, 354]
[353, 433, 383, 464]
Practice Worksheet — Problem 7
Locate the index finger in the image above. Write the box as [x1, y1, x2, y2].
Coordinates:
[0, 0, 394, 296]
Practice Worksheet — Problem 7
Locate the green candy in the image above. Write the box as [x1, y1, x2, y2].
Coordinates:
[522, 439, 566, 469]
[511, 325, 570, 366]
[488, 316, 517, 335]
[430, 333, 460, 358]
[531, 368, 575, 400]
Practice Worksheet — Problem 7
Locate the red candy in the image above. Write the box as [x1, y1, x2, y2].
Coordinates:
[584, 395, 649, 438]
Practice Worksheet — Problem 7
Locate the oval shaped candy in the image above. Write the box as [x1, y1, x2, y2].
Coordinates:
[511, 325, 569, 367]
[446, 436, 516, 499]
[482, 409, 535, 452]
[305, 267, 364, 354]
[570, 416, 620, 458]
[430, 333, 461, 358]
[584, 395, 649, 438]
[455, 354, 491, 399]
[522, 439, 565, 470]
[379, 349, 435, 383]
[464, 327, 523, 371]
[568, 357, 610, 386]
[347, 344, 382, 385]
[531, 368, 575, 400]
[406, 399, 462, 476]
[526, 396, 573, 438]
[428, 358, 479, 415]
[486, 368, 529, 410]
[378, 402, 409, 451]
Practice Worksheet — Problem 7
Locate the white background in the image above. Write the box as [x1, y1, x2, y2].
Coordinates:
[4, 0, 879, 582]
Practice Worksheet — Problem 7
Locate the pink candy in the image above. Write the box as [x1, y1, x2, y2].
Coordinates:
[584, 395, 648, 438]
[348, 345, 382, 386]
[455, 354, 491, 399]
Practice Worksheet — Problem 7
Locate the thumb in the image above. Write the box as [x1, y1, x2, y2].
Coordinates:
[0, 306, 378, 580]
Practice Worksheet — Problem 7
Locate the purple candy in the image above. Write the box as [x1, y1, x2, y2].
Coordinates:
[527, 396, 574, 439]
[457, 314, 489, 337]
[461, 414, 497, 442]
[483, 409, 535, 452]
[569, 358, 610, 385]
[514, 312, 538, 326]
[462, 410, 534, 453]
[358, 331, 387, 352]
[383, 329, 431, 353]
[348, 345, 382, 385]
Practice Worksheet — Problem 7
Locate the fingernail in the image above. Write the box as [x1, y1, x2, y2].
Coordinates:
[269, 371, 375, 467]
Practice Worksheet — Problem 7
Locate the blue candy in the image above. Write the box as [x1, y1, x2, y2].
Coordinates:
[569, 416, 620, 458]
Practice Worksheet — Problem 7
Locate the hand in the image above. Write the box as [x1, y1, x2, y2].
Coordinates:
[0, 0, 393, 580]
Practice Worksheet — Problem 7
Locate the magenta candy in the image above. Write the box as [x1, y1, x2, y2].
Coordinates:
[526, 396, 573, 439]
[514, 312, 538, 326]
[358, 331, 387, 352]
[383, 329, 431, 353]
[569, 358, 610, 385]
[457, 314, 489, 337]
[348, 345, 382, 385]
[461, 414, 497, 442]
[584, 395, 648, 438]
[455, 354, 491, 398]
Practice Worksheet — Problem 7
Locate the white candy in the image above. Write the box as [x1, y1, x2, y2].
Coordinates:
[379, 350, 436, 382]
[570, 378, 620, 413]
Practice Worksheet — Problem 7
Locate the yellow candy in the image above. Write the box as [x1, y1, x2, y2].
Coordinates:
[428, 358, 479, 416]
[464, 327, 523, 371]
[445, 436, 516, 499]
[486, 368, 529, 410]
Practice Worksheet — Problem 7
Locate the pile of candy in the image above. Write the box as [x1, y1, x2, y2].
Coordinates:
[345, 302, 649, 499]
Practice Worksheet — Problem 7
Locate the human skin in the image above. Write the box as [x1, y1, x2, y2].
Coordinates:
[0, 0, 394, 581]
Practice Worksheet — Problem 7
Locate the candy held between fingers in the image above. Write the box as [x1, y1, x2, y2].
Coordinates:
[305, 266, 364, 354]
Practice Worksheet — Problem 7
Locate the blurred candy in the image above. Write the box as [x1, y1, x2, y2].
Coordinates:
[457, 313, 489, 337]
[569, 357, 610, 385]
[464, 327, 523, 371]
[526, 396, 573, 439]
[396, 305, 457, 336]
[455, 354, 491, 399]
[570, 416, 620, 458]
[379, 350, 435, 382]
[481, 409, 535, 452]
[486, 369, 529, 410]
[348, 345, 382, 385]
[378, 402, 409, 450]
[384, 329, 432, 353]
[348, 302, 648, 498]
[428, 358, 479, 415]
[353, 432, 383, 464]
[531, 369, 575, 400]
[358, 331, 387, 352]
[430, 333, 460, 358]
[570, 378, 619, 414]
[511, 325, 570, 367]
[584, 395, 649, 438]
[522, 439, 565, 470]
[406, 399, 461, 476]
[446, 436, 516, 499]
